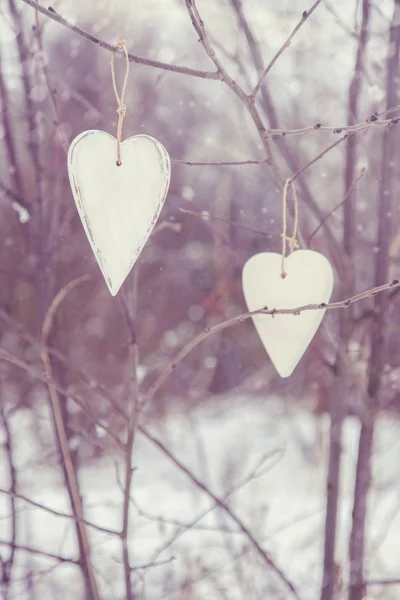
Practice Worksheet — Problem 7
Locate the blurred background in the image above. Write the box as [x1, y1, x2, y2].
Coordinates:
[1, 0, 400, 599]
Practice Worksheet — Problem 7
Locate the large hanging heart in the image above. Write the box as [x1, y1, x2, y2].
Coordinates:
[68, 130, 171, 296]
[242, 250, 334, 378]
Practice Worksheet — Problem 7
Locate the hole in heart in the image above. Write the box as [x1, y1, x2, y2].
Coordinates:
[116, 160, 122, 167]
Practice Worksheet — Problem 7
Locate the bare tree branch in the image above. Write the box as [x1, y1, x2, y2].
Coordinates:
[230, 0, 344, 270]
[308, 167, 366, 246]
[40, 276, 101, 600]
[142, 279, 400, 410]
[251, 0, 324, 100]
[118, 271, 141, 600]
[184, 0, 275, 165]
[18, 0, 219, 80]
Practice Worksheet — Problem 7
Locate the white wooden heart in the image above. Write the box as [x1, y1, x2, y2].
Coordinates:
[68, 130, 171, 296]
[242, 250, 334, 378]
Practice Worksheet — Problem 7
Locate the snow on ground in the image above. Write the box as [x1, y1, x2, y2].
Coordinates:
[1, 396, 400, 599]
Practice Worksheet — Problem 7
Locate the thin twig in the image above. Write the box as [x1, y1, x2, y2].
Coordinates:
[325, 1, 359, 39]
[0, 408, 18, 592]
[251, 0, 324, 100]
[19, 0, 219, 80]
[144, 447, 284, 564]
[172, 158, 269, 166]
[262, 115, 399, 138]
[0, 307, 128, 436]
[33, 7, 69, 154]
[0, 347, 123, 448]
[291, 136, 348, 183]
[0, 540, 79, 565]
[41, 275, 100, 600]
[0, 488, 119, 536]
[138, 425, 300, 600]
[179, 207, 276, 239]
[308, 167, 366, 246]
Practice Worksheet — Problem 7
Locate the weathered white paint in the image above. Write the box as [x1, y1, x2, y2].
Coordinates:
[68, 130, 171, 296]
[242, 250, 334, 378]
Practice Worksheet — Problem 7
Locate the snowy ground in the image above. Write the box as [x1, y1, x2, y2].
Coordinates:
[2, 396, 400, 599]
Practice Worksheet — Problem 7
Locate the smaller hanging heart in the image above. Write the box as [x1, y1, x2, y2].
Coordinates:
[68, 130, 171, 296]
[242, 250, 334, 378]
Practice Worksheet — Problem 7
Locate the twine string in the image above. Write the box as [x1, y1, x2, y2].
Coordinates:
[281, 179, 299, 278]
[110, 38, 130, 165]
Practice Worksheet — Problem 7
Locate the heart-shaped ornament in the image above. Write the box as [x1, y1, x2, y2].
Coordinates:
[242, 250, 334, 378]
[68, 130, 171, 296]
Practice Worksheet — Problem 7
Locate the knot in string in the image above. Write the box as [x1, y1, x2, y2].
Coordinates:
[116, 104, 127, 117]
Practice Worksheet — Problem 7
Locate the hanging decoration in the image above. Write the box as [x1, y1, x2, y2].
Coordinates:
[242, 180, 334, 377]
[68, 39, 171, 296]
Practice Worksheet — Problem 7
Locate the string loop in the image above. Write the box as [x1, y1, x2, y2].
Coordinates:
[110, 38, 130, 165]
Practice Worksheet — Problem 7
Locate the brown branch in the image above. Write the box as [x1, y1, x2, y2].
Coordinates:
[0, 43, 25, 202]
[19, 0, 219, 80]
[251, 0, 324, 100]
[321, 4, 371, 597]
[8, 0, 41, 205]
[141, 279, 400, 409]
[348, 2, 400, 599]
[41, 276, 100, 600]
[262, 115, 399, 138]
[184, 0, 274, 165]
[118, 270, 141, 600]
[344, 2, 371, 260]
